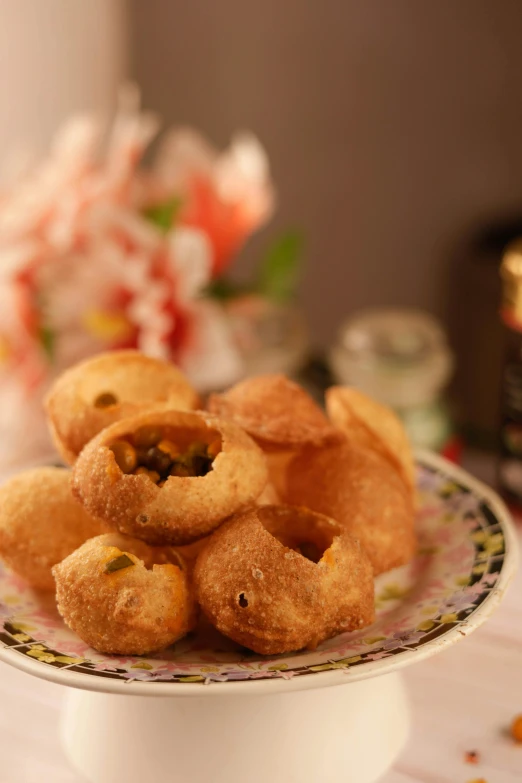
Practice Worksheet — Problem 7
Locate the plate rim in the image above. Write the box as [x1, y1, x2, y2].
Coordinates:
[0, 450, 518, 697]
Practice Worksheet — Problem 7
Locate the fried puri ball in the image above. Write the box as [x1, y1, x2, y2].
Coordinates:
[45, 350, 199, 464]
[286, 442, 416, 575]
[326, 386, 415, 495]
[72, 409, 268, 546]
[53, 533, 195, 655]
[208, 374, 340, 499]
[194, 505, 375, 655]
[208, 373, 339, 448]
[0, 467, 106, 590]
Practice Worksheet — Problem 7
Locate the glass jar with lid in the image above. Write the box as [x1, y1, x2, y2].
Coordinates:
[329, 308, 457, 456]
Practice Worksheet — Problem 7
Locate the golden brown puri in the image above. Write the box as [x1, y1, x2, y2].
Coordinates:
[194, 505, 375, 655]
[53, 533, 195, 655]
[45, 350, 199, 464]
[286, 442, 416, 576]
[208, 374, 341, 449]
[0, 467, 107, 591]
[326, 386, 415, 495]
[72, 409, 268, 546]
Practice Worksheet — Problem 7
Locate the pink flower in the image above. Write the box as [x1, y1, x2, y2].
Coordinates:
[0, 89, 263, 465]
[153, 128, 275, 275]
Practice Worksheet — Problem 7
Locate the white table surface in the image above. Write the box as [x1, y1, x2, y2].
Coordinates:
[0, 453, 521, 783]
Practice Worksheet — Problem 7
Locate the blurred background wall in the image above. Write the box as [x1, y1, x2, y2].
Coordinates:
[0, 0, 127, 153]
[130, 0, 522, 348]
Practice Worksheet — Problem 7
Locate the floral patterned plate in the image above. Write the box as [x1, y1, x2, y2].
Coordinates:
[0, 451, 517, 696]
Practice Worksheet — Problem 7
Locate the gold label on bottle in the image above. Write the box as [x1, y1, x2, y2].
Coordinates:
[501, 240, 522, 326]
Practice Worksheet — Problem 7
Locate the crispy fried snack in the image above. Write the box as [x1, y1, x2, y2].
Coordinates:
[208, 374, 341, 499]
[0, 467, 106, 590]
[286, 441, 416, 575]
[72, 410, 268, 545]
[45, 350, 199, 464]
[53, 533, 195, 655]
[208, 374, 340, 448]
[326, 386, 415, 494]
[194, 505, 375, 655]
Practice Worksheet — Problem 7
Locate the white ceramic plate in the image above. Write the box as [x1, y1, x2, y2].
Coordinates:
[0, 451, 517, 696]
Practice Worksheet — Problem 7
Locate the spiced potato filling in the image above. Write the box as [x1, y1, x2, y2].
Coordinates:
[109, 424, 222, 485]
[103, 538, 186, 574]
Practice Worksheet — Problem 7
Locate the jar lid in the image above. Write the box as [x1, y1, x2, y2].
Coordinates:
[329, 308, 454, 408]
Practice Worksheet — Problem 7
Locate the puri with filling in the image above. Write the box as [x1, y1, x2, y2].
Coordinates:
[53, 533, 196, 655]
[72, 409, 268, 545]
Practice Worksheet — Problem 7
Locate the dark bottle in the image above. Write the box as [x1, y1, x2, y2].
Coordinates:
[498, 239, 522, 511]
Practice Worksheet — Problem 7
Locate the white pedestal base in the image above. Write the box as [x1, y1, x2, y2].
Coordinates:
[61, 672, 409, 783]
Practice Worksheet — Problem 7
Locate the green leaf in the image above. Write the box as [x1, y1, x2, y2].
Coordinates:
[205, 277, 247, 301]
[39, 326, 55, 361]
[143, 197, 183, 234]
[256, 231, 303, 303]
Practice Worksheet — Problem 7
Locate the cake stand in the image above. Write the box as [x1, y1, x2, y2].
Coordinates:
[0, 451, 517, 783]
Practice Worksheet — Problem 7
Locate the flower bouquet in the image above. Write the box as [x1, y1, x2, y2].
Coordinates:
[0, 87, 306, 469]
